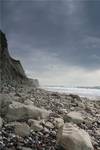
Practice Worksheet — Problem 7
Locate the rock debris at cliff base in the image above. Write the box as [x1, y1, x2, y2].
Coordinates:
[0, 87, 100, 150]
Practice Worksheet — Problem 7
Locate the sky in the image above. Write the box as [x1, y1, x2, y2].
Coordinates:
[0, 0, 100, 86]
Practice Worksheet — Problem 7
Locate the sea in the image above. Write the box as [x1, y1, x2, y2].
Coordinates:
[43, 86, 100, 101]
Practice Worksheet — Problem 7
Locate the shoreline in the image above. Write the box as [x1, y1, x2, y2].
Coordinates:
[43, 86, 100, 101]
[0, 86, 100, 150]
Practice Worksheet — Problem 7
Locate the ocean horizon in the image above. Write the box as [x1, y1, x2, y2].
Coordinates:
[43, 86, 100, 101]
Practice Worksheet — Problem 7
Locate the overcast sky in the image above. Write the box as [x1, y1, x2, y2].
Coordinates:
[1, 0, 100, 86]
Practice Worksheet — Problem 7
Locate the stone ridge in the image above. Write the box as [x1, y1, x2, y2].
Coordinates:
[0, 30, 39, 88]
[0, 30, 8, 49]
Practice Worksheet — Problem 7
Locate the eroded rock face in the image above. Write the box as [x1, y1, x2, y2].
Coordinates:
[57, 123, 94, 150]
[0, 30, 39, 90]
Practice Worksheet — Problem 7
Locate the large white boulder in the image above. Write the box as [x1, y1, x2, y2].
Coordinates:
[26, 105, 50, 120]
[15, 122, 30, 137]
[6, 101, 50, 121]
[6, 102, 27, 121]
[57, 123, 94, 150]
[65, 111, 84, 124]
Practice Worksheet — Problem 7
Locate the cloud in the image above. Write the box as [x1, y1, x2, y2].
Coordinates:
[27, 62, 100, 86]
[1, 0, 100, 85]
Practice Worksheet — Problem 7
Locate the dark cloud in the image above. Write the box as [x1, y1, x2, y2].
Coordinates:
[1, 0, 100, 73]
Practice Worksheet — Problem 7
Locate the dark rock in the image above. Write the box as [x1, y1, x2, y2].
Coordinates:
[0, 30, 39, 92]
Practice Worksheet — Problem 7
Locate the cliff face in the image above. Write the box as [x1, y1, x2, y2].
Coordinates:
[0, 30, 39, 88]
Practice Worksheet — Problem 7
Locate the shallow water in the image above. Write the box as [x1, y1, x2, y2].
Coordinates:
[43, 86, 100, 101]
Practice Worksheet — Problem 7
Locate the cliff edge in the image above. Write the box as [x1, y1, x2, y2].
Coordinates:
[0, 30, 39, 88]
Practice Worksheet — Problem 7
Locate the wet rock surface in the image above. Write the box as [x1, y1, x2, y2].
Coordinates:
[0, 86, 100, 150]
